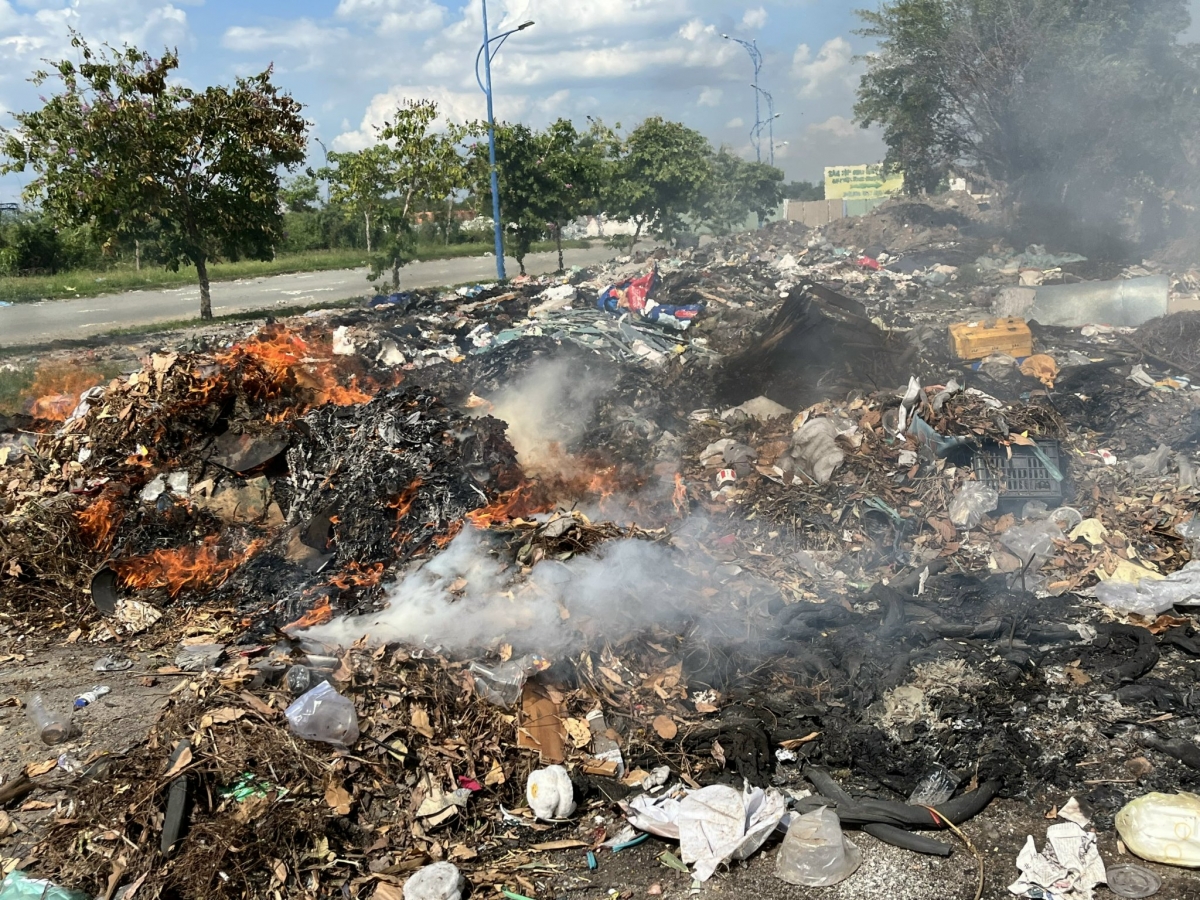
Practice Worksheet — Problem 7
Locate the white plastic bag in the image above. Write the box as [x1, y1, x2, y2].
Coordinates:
[283, 681, 359, 748]
[1116, 791, 1200, 867]
[775, 806, 862, 887]
[403, 862, 464, 900]
[526, 765, 575, 820]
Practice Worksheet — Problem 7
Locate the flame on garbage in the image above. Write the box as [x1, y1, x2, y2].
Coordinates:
[26, 362, 105, 422]
[113, 536, 265, 597]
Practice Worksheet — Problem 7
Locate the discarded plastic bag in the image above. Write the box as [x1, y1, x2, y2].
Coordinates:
[624, 783, 786, 881]
[527, 764, 575, 820]
[999, 519, 1063, 566]
[1096, 560, 1200, 617]
[0, 871, 86, 900]
[949, 482, 999, 528]
[791, 419, 844, 484]
[284, 681, 359, 748]
[403, 862, 465, 900]
[775, 806, 861, 887]
[469, 654, 549, 708]
[1115, 791, 1200, 867]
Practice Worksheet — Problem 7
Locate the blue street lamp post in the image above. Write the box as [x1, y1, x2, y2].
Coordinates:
[722, 34, 764, 163]
[476, 5, 534, 281]
[750, 86, 779, 166]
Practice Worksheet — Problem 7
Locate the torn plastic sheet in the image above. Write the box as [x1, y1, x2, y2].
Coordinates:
[622, 782, 787, 881]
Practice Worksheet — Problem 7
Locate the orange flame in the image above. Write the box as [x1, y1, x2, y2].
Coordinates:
[389, 479, 424, 522]
[329, 561, 385, 590]
[672, 472, 688, 516]
[113, 536, 265, 597]
[285, 594, 333, 631]
[25, 362, 105, 422]
[466, 482, 551, 528]
[214, 328, 374, 414]
[75, 493, 124, 553]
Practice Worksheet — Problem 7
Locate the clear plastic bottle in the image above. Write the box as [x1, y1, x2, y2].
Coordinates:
[25, 694, 70, 745]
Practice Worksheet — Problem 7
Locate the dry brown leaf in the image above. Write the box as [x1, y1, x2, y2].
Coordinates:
[1065, 667, 1091, 686]
[599, 666, 624, 687]
[531, 840, 588, 851]
[65, 629, 81, 645]
[1045, 806, 1058, 819]
[202, 707, 245, 727]
[652, 715, 678, 740]
[711, 740, 726, 768]
[410, 706, 434, 739]
[164, 745, 192, 779]
[19, 800, 54, 812]
[778, 732, 821, 750]
[239, 691, 277, 718]
[0, 811, 12, 838]
[564, 717, 592, 749]
[449, 843, 478, 860]
[371, 883, 405, 900]
[325, 781, 353, 816]
[25, 758, 58, 778]
[270, 859, 288, 885]
[694, 700, 718, 714]
[483, 759, 506, 786]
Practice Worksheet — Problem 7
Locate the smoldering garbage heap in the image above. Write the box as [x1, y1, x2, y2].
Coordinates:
[2, 203, 1200, 899]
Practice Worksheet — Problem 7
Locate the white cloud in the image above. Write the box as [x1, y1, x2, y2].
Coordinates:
[224, 20, 344, 52]
[332, 83, 527, 150]
[792, 36, 854, 97]
[698, 87, 722, 107]
[726, 116, 744, 128]
[0, 1, 193, 132]
[809, 114, 857, 139]
[739, 6, 766, 30]
[335, 0, 446, 34]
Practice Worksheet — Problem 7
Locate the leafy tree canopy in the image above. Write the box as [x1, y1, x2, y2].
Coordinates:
[854, 0, 1200, 238]
[0, 32, 308, 318]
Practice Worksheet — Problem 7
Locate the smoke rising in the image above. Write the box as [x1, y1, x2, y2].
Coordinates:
[302, 525, 699, 653]
[482, 358, 605, 477]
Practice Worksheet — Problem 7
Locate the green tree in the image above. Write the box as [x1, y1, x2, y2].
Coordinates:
[372, 100, 470, 289]
[323, 146, 391, 255]
[281, 173, 321, 213]
[607, 117, 714, 251]
[854, 0, 1200, 229]
[701, 149, 784, 233]
[1, 34, 308, 319]
[479, 123, 546, 275]
[533, 119, 605, 271]
[783, 180, 825, 201]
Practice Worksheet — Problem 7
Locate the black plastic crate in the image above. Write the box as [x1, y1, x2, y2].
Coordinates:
[971, 440, 1066, 505]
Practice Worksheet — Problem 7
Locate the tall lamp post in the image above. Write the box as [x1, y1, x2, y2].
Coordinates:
[476, 5, 534, 281]
[722, 34, 764, 163]
[750, 87, 779, 166]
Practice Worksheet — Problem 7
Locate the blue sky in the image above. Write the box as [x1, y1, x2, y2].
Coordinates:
[0, 0, 1197, 203]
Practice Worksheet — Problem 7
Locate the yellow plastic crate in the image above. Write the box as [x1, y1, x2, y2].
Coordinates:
[949, 317, 1033, 361]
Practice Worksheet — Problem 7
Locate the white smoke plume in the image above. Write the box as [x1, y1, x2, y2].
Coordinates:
[481, 358, 605, 477]
[303, 525, 701, 653]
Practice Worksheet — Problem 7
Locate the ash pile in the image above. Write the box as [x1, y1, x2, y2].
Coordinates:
[2, 197, 1200, 899]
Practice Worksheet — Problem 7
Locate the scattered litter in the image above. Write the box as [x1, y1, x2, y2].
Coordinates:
[775, 806, 862, 887]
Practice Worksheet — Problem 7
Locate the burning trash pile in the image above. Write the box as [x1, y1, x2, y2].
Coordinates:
[3, 198, 1200, 899]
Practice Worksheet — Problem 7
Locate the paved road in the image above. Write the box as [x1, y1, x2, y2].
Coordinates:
[0, 245, 618, 347]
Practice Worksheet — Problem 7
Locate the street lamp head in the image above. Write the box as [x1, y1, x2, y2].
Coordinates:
[518, 20, 534, 29]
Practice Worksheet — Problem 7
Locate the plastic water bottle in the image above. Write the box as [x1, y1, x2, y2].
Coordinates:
[73, 685, 111, 709]
[26, 694, 71, 745]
